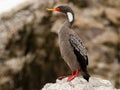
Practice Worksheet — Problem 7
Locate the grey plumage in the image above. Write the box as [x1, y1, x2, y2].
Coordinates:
[59, 21, 80, 72]
[58, 21, 90, 81]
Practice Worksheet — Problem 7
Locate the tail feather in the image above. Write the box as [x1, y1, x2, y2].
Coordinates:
[83, 72, 90, 81]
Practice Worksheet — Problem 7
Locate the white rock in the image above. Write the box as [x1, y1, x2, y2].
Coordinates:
[42, 77, 119, 90]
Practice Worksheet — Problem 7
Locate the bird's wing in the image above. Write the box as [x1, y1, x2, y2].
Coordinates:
[69, 32, 88, 65]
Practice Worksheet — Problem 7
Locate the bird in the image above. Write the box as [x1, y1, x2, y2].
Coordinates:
[47, 5, 90, 82]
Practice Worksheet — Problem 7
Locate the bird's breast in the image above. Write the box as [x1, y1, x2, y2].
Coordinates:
[58, 29, 73, 58]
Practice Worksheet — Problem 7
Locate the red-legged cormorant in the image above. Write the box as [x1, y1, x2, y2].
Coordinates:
[47, 5, 90, 81]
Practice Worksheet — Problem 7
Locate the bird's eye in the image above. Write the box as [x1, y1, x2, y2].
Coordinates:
[55, 8, 61, 12]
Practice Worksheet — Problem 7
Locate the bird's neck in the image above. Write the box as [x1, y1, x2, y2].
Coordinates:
[66, 12, 74, 26]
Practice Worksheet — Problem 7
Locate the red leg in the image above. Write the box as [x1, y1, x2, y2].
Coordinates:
[57, 69, 80, 81]
[67, 69, 80, 81]
[58, 71, 75, 80]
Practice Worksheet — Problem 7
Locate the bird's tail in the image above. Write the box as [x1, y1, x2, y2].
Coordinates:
[82, 70, 90, 82]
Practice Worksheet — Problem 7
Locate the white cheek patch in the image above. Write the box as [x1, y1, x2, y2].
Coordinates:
[67, 12, 73, 22]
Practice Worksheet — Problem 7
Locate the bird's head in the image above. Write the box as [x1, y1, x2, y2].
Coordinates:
[47, 5, 74, 24]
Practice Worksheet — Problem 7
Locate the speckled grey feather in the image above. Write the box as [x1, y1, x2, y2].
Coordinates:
[58, 21, 88, 72]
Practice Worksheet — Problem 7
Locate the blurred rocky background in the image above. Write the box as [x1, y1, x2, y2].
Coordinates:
[0, 0, 119, 90]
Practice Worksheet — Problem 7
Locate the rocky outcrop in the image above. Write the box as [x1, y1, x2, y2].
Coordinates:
[42, 77, 119, 90]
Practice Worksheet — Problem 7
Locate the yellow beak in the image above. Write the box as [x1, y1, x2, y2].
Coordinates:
[46, 8, 55, 11]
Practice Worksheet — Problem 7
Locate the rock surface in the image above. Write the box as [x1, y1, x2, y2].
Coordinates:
[42, 77, 119, 90]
